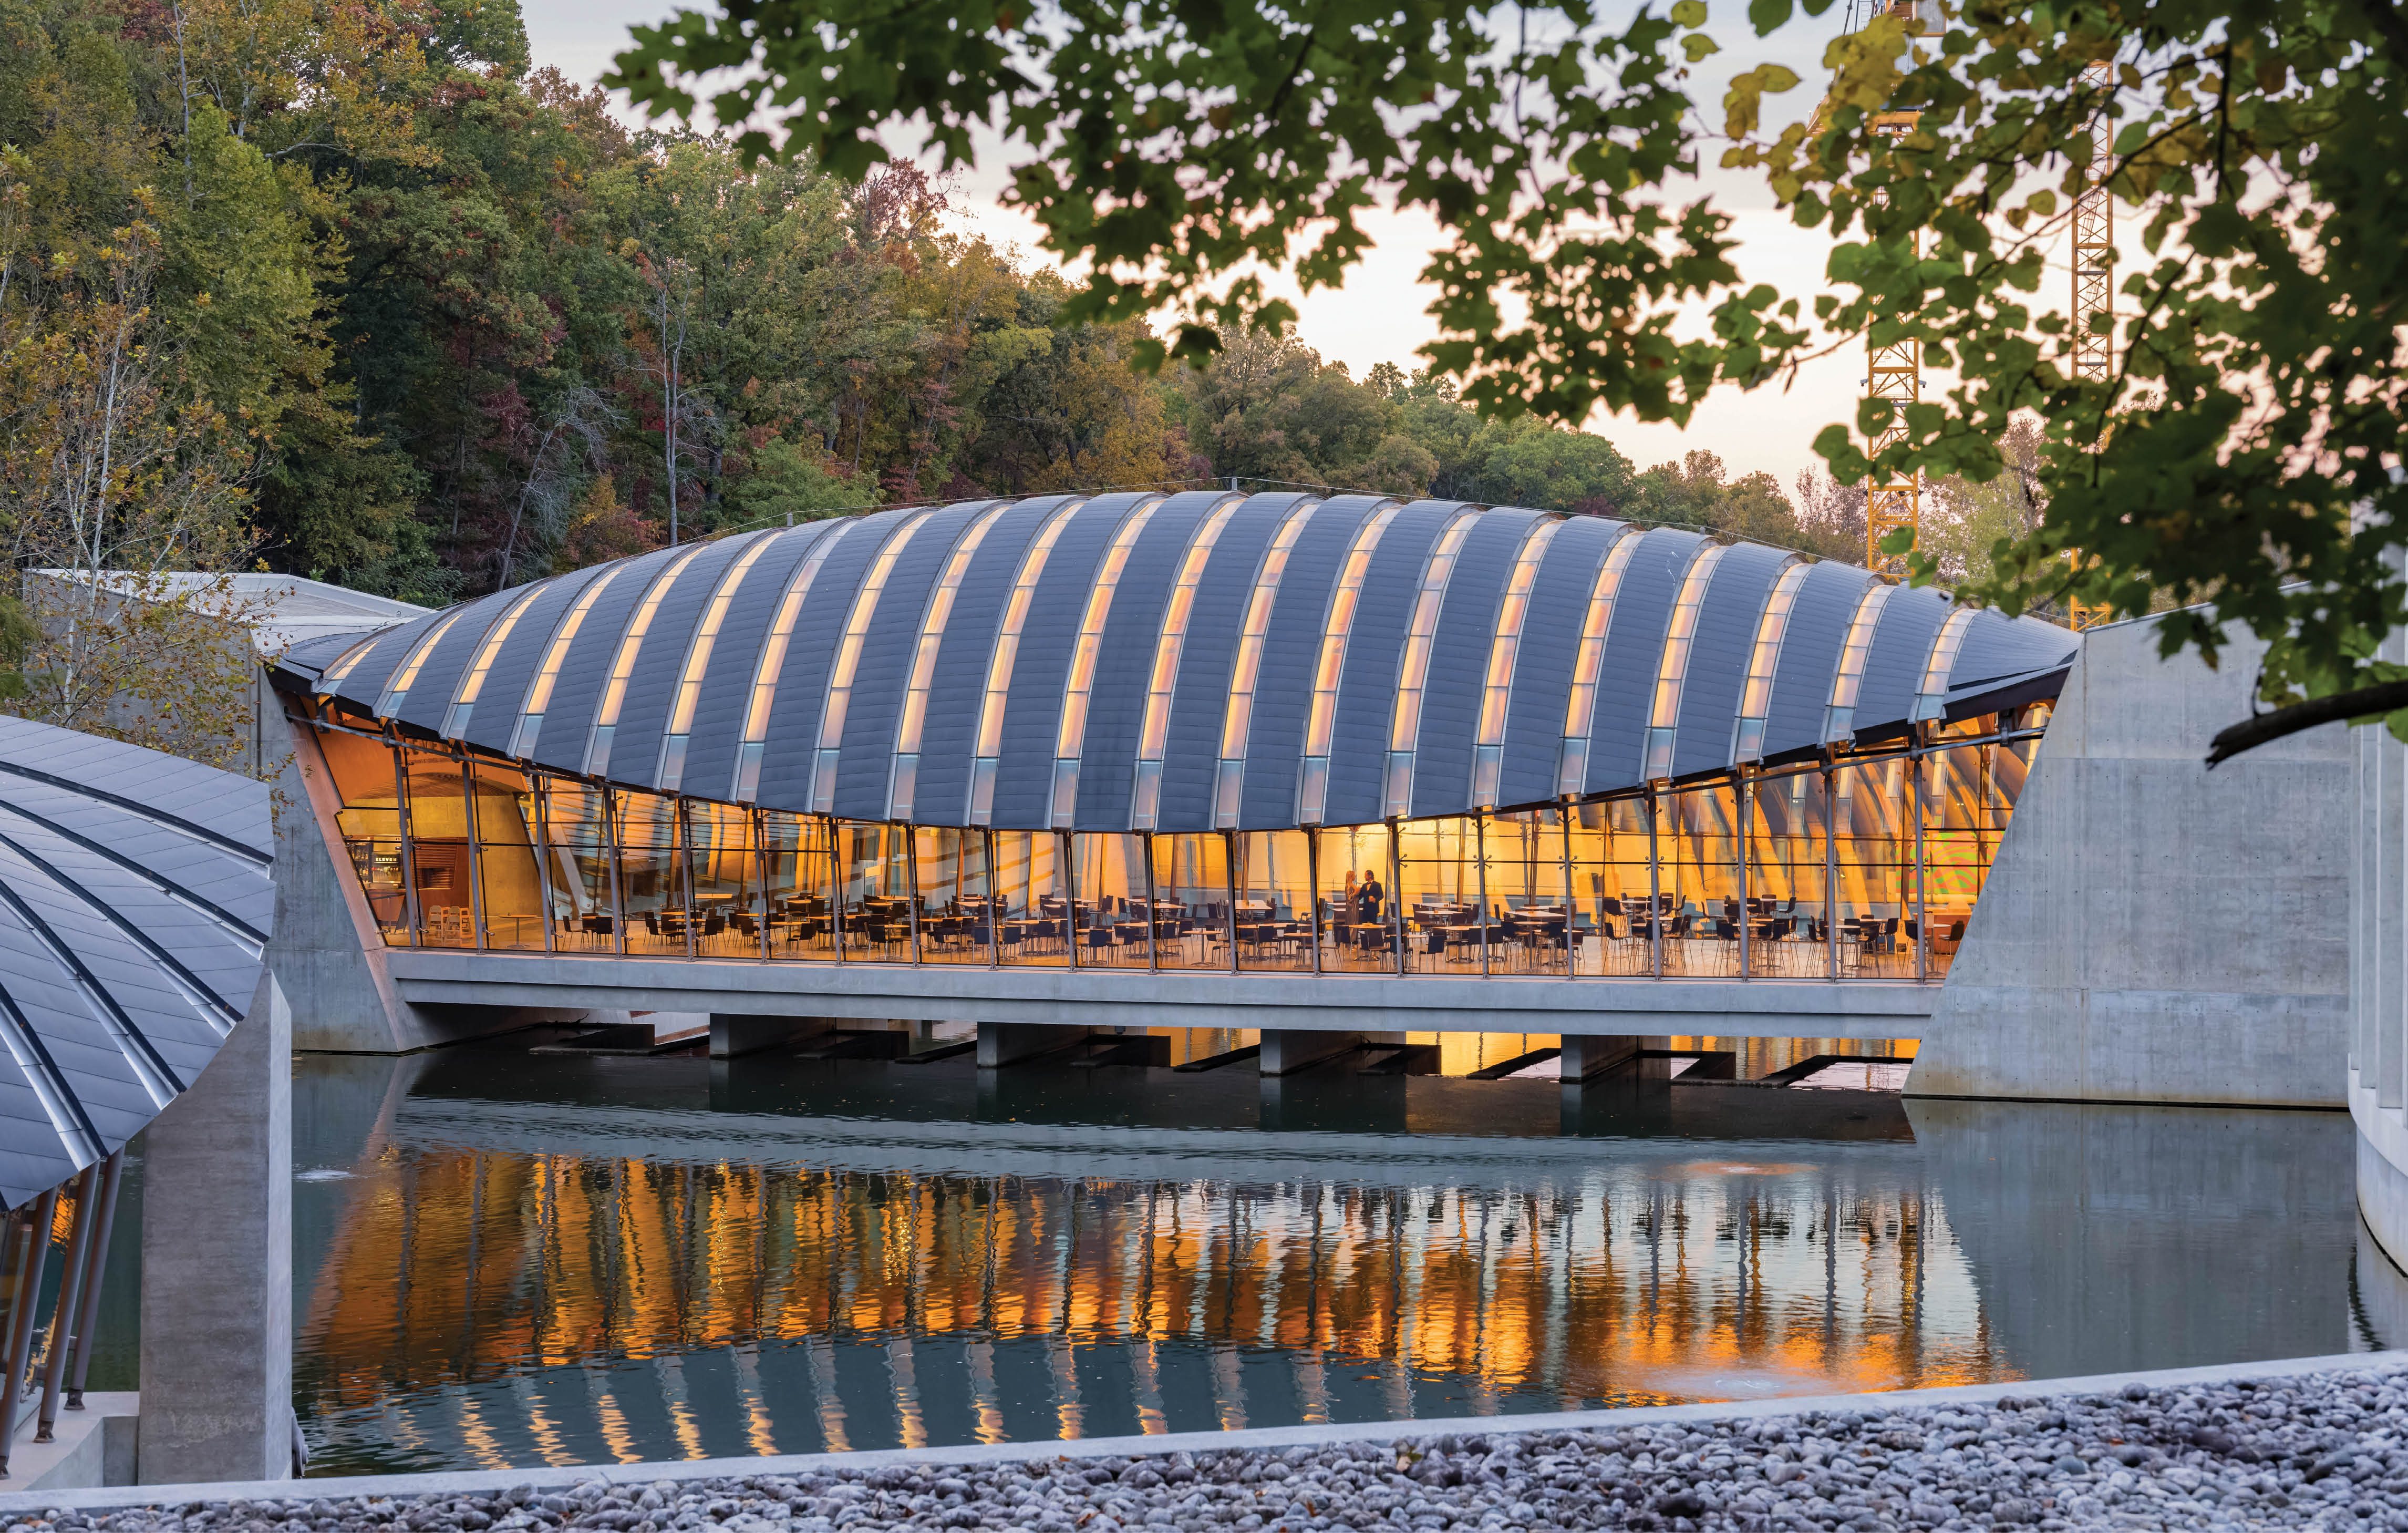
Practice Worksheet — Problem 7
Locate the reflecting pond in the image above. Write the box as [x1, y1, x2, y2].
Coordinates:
[289, 1042, 2358, 1477]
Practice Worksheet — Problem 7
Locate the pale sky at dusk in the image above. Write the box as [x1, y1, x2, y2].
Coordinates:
[521, 0, 2096, 493]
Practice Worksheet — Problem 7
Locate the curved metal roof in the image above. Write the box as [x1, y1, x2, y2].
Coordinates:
[281, 498, 2077, 831]
[0, 716, 274, 1209]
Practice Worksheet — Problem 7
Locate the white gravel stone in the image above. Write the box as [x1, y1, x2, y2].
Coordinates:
[38, 1364, 2408, 1531]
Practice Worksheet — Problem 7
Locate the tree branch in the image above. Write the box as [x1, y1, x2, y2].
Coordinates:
[2205, 678, 2408, 767]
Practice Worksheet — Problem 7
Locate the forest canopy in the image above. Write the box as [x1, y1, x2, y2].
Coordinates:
[0, 0, 1870, 630]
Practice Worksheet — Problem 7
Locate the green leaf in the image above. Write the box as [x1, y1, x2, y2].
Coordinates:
[1669, 0, 1708, 25]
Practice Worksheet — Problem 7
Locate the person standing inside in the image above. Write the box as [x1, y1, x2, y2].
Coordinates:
[1356, 867, 1384, 933]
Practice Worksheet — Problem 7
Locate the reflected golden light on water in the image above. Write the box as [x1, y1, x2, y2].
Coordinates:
[297, 1137, 2004, 1474]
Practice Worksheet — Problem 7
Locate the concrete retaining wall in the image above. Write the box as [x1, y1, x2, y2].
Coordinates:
[1913, 615, 2350, 1106]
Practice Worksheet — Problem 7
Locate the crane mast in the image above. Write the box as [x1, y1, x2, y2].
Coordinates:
[1862, 0, 1936, 578]
[2065, 58, 2115, 631]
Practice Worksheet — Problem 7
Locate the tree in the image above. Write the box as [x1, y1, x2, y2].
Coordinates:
[0, 215, 266, 767]
[609, 0, 2408, 754]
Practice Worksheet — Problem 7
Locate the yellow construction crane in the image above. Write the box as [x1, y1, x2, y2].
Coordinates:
[1859, 0, 1938, 578]
[2065, 58, 2115, 631]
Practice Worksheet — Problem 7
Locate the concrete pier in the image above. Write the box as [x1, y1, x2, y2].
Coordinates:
[709, 1015, 833, 1058]
[1556, 1034, 1639, 1082]
[1258, 1030, 1402, 1075]
[975, 1023, 1094, 1067]
[138, 974, 293, 1484]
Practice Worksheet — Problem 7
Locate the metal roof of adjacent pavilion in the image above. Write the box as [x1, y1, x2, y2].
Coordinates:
[0, 716, 274, 1209]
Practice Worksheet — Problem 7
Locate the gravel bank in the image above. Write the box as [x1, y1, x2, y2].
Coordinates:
[33, 1363, 2408, 1531]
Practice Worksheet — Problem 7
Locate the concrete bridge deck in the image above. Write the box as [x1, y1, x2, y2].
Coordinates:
[381, 946, 1936, 1040]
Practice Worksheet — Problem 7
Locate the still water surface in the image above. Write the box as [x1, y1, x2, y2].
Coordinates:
[290, 1045, 2359, 1477]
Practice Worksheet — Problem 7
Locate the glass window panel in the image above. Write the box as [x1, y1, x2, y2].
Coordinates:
[1315, 824, 1396, 973]
[1395, 816, 1481, 975]
[542, 781, 616, 952]
[614, 790, 686, 956]
[401, 750, 473, 949]
[469, 761, 545, 952]
[1483, 809, 1569, 975]
[1072, 833, 1149, 967]
[1234, 831, 1312, 972]
[1833, 758, 1916, 979]
[1657, 783, 1742, 977]
[317, 729, 408, 943]
[1149, 834, 1230, 970]
[991, 830, 1068, 966]
[915, 827, 994, 965]
[1921, 738, 2024, 978]
[1569, 797, 1656, 976]
[686, 800, 762, 959]
[837, 821, 911, 961]
[762, 810, 835, 960]
[1746, 769, 1830, 978]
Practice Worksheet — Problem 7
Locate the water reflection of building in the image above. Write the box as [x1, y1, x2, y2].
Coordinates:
[299, 1133, 1997, 1473]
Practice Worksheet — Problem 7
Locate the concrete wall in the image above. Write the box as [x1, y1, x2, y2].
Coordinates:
[2356, 588, 2408, 1272]
[139, 974, 292, 1484]
[1913, 615, 2350, 1106]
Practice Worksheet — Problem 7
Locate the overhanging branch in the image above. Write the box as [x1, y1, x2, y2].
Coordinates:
[2205, 678, 2408, 767]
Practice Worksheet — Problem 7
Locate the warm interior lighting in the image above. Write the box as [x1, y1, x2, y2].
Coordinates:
[584, 540, 717, 777]
[1051, 497, 1171, 827]
[889, 503, 1015, 819]
[811, 510, 938, 812]
[1212, 500, 1321, 827]
[441, 584, 548, 740]
[657, 531, 787, 790]
[1640, 542, 1729, 783]
[1823, 580, 1895, 745]
[1381, 510, 1481, 818]
[1130, 499, 1247, 828]
[1554, 529, 1641, 797]
[1731, 559, 1810, 764]
[1471, 518, 1565, 807]
[511, 564, 631, 760]
[967, 501, 1084, 825]
[729, 519, 857, 802]
[1297, 501, 1404, 823]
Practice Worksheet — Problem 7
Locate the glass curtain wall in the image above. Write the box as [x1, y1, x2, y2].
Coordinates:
[1568, 798, 1655, 977]
[838, 821, 912, 960]
[763, 809, 836, 960]
[913, 828, 993, 964]
[310, 713, 2033, 980]
[1396, 816, 1483, 974]
[1315, 824, 1395, 973]
[612, 791, 684, 956]
[1072, 833, 1150, 967]
[542, 781, 615, 952]
[1921, 726, 2030, 977]
[1746, 768, 1830, 978]
[468, 762, 545, 951]
[319, 729, 410, 942]
[1150, 834, 1230, 970]
[1657, 784, 1741, 978]
[1234, 831, 1313, 972]
[1833, 757, 1918, 979]
[1484, 809, 1569, 976]
[686, 801, 761, 958]
[992, 830, 1068, 964]
[405, 756, 474, 949]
